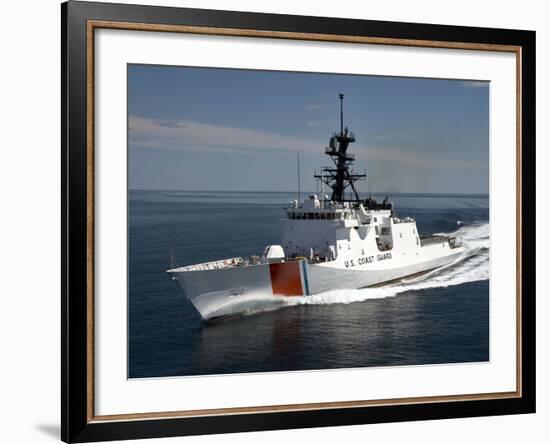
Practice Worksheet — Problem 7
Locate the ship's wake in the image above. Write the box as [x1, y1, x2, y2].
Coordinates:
[207, 222, 489, 321]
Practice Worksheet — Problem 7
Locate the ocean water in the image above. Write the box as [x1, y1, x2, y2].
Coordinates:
[128, 190, 489, 378]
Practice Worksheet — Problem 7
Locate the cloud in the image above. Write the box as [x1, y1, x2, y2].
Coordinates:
[154, 120, 189, 128]
[129, 116, 486, 170]
[129, 116, 323, 154]
[305, 104, 325, 111]
[461, 80, 489, 88]
[306, 121, 319, 127]
[362, 146, 485, 169]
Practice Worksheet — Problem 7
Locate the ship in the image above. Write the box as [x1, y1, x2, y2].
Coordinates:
[167, 94, 464, 321]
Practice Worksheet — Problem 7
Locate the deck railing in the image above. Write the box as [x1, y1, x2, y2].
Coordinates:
[420, 235, 462, 249]
[419, 235, 448, 246]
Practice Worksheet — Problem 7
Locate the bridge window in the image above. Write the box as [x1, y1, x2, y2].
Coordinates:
[308, 213, 314, 220]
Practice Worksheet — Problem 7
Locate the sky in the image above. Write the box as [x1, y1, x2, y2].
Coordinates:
[128, 64, 489, 194]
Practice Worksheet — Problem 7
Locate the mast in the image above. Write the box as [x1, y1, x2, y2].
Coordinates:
[314, 94, 366, 202]
[339, 92, 344, 135]
[297, 151, 301, 203]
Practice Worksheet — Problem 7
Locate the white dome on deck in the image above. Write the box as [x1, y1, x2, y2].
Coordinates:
[263, 245, 285, 260]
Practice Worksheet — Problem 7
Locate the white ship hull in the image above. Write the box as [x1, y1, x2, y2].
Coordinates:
[168, 244, 463, 321]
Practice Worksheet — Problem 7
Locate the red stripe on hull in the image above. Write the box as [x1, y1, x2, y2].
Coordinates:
[269, 261, 303, 297]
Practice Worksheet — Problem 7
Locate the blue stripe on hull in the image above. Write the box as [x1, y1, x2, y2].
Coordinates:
[301, 260, 310, 296]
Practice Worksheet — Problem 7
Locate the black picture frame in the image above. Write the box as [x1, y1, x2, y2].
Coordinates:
[62, 1, 536, 442]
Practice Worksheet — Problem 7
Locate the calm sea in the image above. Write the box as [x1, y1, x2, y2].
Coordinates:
[128, 190, 489, 378]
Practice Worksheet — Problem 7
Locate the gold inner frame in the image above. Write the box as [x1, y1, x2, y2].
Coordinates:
[85, 19, 523, 423]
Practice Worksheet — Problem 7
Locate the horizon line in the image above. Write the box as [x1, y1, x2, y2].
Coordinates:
[128, 188, 489, 198]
